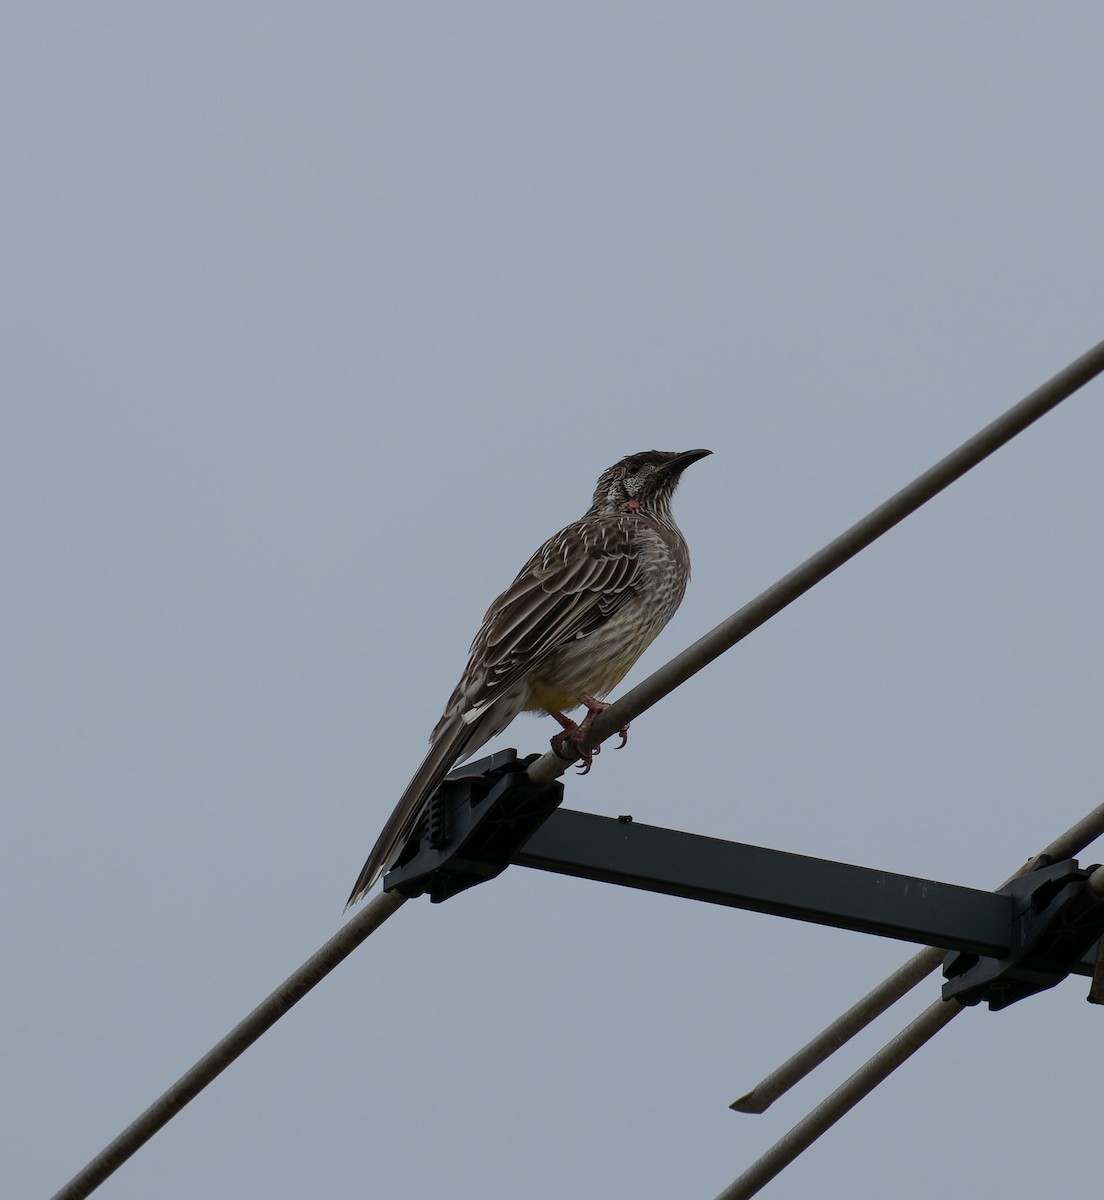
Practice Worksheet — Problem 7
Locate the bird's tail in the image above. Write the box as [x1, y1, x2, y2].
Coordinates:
[345, 716, 480, 909]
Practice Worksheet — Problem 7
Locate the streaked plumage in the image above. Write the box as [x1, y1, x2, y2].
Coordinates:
[346, 448, 710, 907]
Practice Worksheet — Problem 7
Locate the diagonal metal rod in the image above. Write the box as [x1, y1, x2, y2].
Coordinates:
[49, 890, 406, 1200]
[529, 336, 1104, 784]
[730, 944, 945, 1113]
[715, 997, 962, 1200]
[715, 799, 1104, 1199]
[732, 797, 1104, 1114]
[47, 338, 1104, 1200]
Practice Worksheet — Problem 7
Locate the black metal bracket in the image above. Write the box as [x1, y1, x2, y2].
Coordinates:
[383, 753, 1104, 1008]
[382, 750, 564, 902]
[1089, 936, 1104, 1006]
[942, 858, 1104, 1010]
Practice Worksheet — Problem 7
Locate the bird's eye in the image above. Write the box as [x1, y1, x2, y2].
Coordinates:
[625, 463, 640, 475]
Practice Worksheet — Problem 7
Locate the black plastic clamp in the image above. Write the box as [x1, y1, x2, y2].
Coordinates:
[382, 749, 564, 903]
[943, 858, 1104, 1011]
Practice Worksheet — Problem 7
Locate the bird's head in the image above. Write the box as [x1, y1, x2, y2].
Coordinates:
[591, 449, 712, 519]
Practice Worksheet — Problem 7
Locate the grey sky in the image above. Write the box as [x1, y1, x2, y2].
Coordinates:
[5, 5, 1104, 1198]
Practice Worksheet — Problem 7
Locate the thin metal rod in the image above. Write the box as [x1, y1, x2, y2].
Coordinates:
[50, 890, 407, 1200]
[729, 945, 944, 1114]
[732, 797, 1104, 1114]
[714, 998, 961, 1200]
[529, 336, 1104, 783]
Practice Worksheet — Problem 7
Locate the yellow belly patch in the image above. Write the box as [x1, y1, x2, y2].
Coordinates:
[524, 680, 583, 715]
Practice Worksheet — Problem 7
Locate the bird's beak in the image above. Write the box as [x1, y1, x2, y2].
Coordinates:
[665, 448, 712, 475]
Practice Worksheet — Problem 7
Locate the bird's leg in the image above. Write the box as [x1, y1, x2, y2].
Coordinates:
[547, 697, 630, 775]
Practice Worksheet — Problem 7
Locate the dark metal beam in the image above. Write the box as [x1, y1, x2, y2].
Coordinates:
[514, 809, 1013, 956]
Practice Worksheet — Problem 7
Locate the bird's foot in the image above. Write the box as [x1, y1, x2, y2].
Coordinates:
[550, 726, 598, 773]
[548, 698, 629, 773]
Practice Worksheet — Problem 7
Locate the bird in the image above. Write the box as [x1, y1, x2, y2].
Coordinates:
[345, 448, 711, 907]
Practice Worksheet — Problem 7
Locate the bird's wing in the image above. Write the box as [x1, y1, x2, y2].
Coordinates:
[347, 518, 643, 906]
[443, 517, 643, 727]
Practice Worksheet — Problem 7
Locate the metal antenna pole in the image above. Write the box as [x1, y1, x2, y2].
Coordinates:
[46, 338, 1104, 1200]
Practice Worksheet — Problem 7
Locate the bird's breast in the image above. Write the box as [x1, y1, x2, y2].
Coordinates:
[524, 528, 690, 713]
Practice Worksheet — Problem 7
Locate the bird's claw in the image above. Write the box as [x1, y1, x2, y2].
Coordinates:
[550, 728, 598, 773]
[575, 742, 599, 774]
[549, 700, 629, 770]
